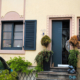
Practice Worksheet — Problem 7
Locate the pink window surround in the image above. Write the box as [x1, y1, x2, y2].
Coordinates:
[0, 12, 25, 54]
[0, 0, 26, 54]
[77, 17, 80, 35]
[46, 15, 75, 50]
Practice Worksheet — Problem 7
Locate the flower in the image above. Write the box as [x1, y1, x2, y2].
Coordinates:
[69, 35, 79, 48]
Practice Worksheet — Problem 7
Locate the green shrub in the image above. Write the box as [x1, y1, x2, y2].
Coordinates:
[35, 50, 53, 65]
[41, 35, 51, 48]
[68, 50, 79, 68]
[7, 56, 33, 74]
[35, 50, 53, 76]
[35, 64, 43, 77]
[35, 35, 52, 76]
[0, 70, 18, 80]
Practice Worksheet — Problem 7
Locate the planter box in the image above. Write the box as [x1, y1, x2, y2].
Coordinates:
[43, 53, 52, 71]
[43, 59, 50, 71]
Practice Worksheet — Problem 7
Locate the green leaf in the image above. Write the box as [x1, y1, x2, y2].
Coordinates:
[6, 56, 33, 75]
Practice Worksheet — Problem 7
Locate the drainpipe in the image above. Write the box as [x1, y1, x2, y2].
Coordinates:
[0, 0, 2, 49]
[23, 0, 26, 50]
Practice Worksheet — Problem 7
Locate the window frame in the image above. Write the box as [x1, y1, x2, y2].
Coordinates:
[1, 21, 23, 50]
[77, 18, 80, 36]
[79, 19, 80, 35]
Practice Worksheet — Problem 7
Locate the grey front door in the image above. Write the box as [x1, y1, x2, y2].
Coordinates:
[52, 21, 62, 67]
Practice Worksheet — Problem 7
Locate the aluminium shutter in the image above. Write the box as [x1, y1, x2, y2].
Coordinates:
[24, 20, 37, 50]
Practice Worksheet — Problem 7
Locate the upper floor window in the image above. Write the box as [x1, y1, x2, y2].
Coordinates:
[1, 21, 23, 50]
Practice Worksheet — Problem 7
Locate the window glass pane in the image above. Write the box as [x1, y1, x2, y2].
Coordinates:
[14, 32, 23, 39]
[3, 40, 11, 47]
[14, 24, 23, 31]
[3, 24, 12, 31]
[3, 32, 11, 39]
[2, 23, 23, 49]
[0, 60, 5, 69]
[14, 40, 22, 47]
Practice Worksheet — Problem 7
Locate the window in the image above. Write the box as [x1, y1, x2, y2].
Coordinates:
[1, 20, 37, 51]
[1, 21, 23, 50]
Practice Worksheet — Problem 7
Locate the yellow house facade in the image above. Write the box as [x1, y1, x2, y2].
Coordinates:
[0, 0, 80, 68]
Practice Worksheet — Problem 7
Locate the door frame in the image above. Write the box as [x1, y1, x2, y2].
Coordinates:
[47, 17, 74, 50]
[46, 16, 75, 67]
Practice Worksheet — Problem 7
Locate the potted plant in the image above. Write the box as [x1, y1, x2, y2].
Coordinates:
[68, 50, 79, 69]
[41, 35, 51, 49]
[69, 35, 79, 50]
[69, 35, 80, 69]
[35, 35, 53, 71]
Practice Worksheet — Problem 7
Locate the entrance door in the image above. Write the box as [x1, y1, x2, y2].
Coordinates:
[52, 21, 62, 67]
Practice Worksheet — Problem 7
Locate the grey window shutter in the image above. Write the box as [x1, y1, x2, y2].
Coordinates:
[24, 20, 37, 50]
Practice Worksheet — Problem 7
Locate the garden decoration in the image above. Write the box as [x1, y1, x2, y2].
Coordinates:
[65, 40, 70, 52]
[41, 35, 51, 48]
[68, 66, 77, 80]
[35, 35, 53, 72]
[0, 56, 18, 80]
[0, 56, 13, 72]
[68, 50, 79, 69]
[67, 65, 76, 74]
[69, 35, 80, 69]
[69, 35, 79, 50]
[35, 50, 53, 71]
[69, 75, 76, 80]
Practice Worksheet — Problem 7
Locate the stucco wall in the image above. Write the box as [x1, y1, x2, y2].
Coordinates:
[25, 0, 80, 66]
[0, 54, 25, 61]
[0, 0, 80, 67]
[1, 0, 24, 17]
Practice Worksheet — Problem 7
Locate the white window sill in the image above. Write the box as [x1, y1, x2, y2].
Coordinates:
[0, 50, 25, 54]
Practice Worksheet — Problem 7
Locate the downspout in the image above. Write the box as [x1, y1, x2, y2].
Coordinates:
[0, 0, 1, 19]
[23, 0, 26, 49]
[0, 0, 2, 49]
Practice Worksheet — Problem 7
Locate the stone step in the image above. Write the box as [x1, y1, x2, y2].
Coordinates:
[37, 76, 77, 80]
[36, 71, 77, 80]
[37, 77, 69, 80]
[50, 67, 69, 72]
[38, 71, 76, 76]
[37, 78, 76, 80]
